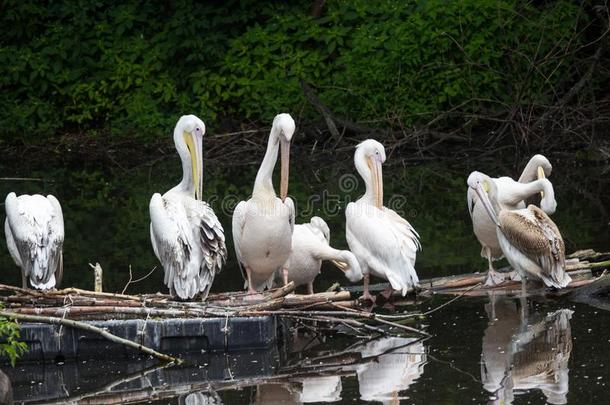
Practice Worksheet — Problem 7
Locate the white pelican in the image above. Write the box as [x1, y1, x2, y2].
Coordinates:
[467, 155, 556, 285]
[274, 216, 363, 294]
[4, 192, 64, 289]
[345, 139, 421, 301]
[468, 171, 571, 289]
[149, 115, 226, 300]
[232, 113, 296, 293]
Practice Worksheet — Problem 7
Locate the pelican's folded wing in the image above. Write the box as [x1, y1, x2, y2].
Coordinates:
[189, 200, 227, 299]
[150, 193, 198, 299]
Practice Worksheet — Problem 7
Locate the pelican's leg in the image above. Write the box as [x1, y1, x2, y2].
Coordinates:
[484, 247, 505, 286]
[379, 285, 394, 300]
[307, 283, 314, 295]
[245, 266, 257, 294]
[282, 268, 289, 286]
[21, 272, 27, 289]
[361, 274, 376, 303]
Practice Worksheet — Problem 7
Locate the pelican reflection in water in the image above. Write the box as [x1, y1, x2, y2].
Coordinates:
[356, 337, 427, 403]
[481, 295, 573, 404]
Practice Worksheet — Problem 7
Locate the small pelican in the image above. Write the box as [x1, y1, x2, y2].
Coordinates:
[150, 115, 227, 300]
[346, 139, 421, 301]
[468, 171, 570, 289]
[274, 216, 362, 294]
[467, 155, 556, 285]
[232, 113, 295, 293]
[4, 192, 64, 289]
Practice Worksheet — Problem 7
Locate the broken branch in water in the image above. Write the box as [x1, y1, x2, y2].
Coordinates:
[0, 310, 181, 364]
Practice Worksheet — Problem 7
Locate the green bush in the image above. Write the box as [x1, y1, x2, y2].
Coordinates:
[0, 315, 27, 366]
[0, 0, 601, 141]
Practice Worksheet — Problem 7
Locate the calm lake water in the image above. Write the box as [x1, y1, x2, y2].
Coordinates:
[0, 150, 609, 403]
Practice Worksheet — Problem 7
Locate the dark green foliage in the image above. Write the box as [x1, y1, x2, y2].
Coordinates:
[0, 314, 27, 366]
[0, 0, 602, 140]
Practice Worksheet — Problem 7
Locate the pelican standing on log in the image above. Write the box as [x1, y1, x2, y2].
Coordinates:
[467, 155, 556, 285]
[345, 139, 421, 301]
[467, 171, 570, 290]
[149, 115, 226, 300]
[4, 193, 64, 290]
[274, 216, 363, 294]
[232, 113, 296, 294]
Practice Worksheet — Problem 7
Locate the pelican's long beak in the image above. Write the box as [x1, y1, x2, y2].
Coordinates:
[537, 166, 545, 199]
[184, 131, 203, 200]
[367, 156, 383, 209]
[280, 139, 291, 202]
[474, 182, 500, 227]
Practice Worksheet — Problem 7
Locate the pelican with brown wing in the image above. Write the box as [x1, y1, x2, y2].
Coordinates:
[467, 171, 570, 290]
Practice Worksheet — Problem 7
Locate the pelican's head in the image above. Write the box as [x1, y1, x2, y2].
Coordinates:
[530, 154, 552, 199]
[355, 139, 386, 209]
[467, 171, 500, 227]
[174, 114, 205, 200]
[342, 251, 364, 283]
[273, 113, 295, 202]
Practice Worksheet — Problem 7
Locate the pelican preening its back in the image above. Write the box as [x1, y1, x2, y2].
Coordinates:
[468, 171, 570, 289]
[467, 154, 556, 285]
[4, 192, 64, 290]
[149, 115, 227, 299]
[346, 139, 421, 300]
[274, 216, 363, 294]
[232, 113, 296, 293]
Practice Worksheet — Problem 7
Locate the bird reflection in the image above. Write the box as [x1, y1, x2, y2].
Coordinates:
[356, 337, 426, 404]
[481, 294, 573, 404]
[252, 383, 300, 405]
[180, 391, 222, 405]
[297, 376, 342, 403]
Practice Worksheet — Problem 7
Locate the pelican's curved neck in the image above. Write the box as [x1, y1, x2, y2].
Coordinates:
[355, 149, 375, 204]
[253, 124, 280, 199]
[518, 155, 550, 183]
[172, 129, 195, 196]
[505, 180, 551, 205]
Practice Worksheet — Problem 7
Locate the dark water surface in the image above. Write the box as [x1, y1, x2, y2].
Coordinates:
[0, 153, 609, 403]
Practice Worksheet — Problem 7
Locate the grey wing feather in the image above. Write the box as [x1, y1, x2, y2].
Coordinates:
[190, 200, 227, 299]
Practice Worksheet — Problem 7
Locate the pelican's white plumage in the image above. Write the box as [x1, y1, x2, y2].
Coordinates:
[467, 155, 556, 285]
[150, 115, 226, 300]
[232, 113, 296, 293]
[275, 216, 362, 293]
[4, 192, 64, 289]
[468, 171, 570, 289]
[345, 139, 420, 299]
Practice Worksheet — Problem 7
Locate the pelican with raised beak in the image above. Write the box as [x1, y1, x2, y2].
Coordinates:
[232, 113, 296, 293]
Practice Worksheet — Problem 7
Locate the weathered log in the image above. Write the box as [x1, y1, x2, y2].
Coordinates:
[283, 291, 352, 306]
[0, 310, 181, 364]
